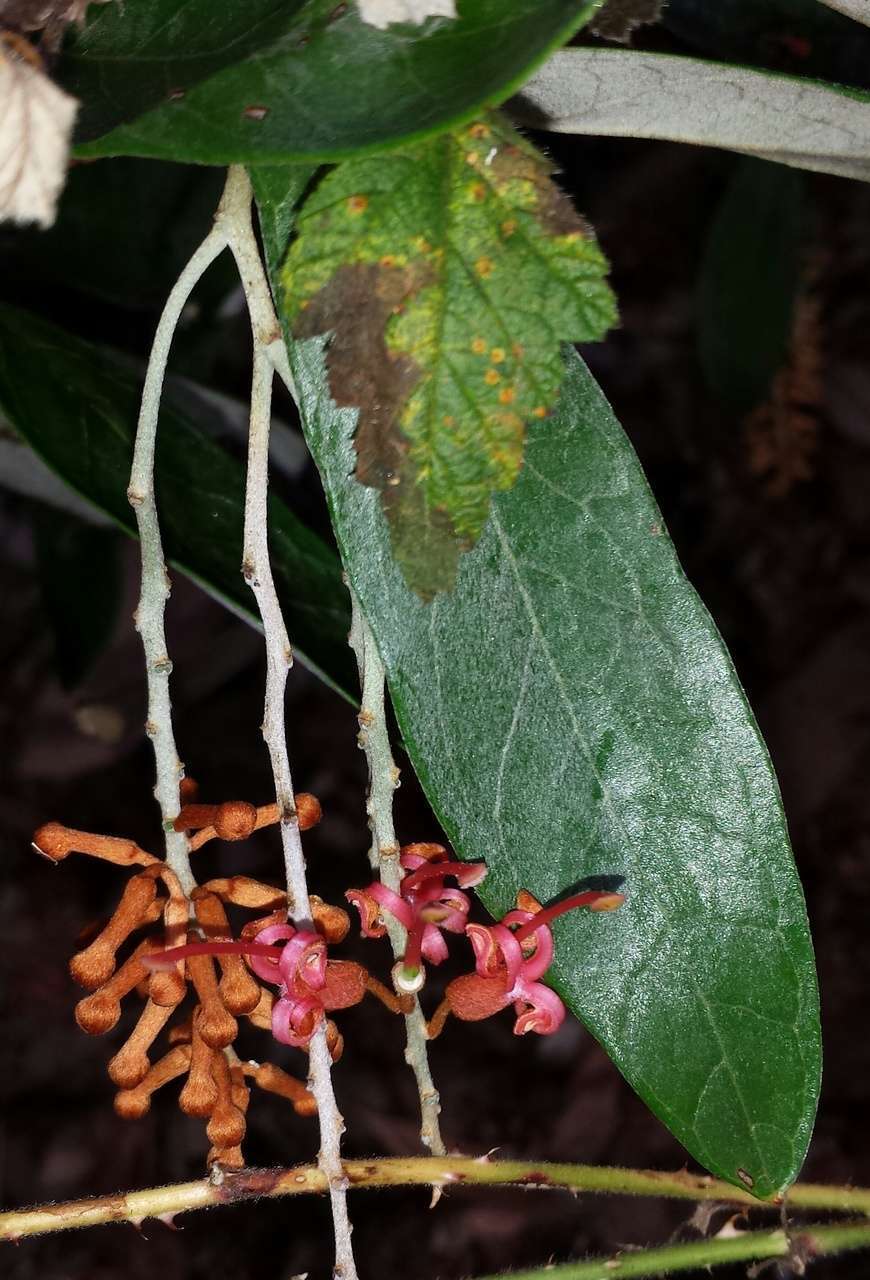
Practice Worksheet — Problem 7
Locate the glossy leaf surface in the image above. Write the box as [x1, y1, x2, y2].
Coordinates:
[0, 305, 353, 697]
[63, 0, 598, 164]
[285, 323, 821, 1197]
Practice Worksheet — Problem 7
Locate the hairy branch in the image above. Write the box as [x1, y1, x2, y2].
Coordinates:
[128, 225, 227, 893]
[4, 1158, 870, 1244]
[217, 165, 357, 1280]
[348, 590, 446, 1155]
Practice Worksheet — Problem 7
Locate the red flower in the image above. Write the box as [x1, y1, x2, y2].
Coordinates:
[428, 889, 625, 1039]
[346, 842, 487, 990]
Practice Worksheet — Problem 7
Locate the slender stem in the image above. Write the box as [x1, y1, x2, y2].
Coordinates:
[348, 591, 447, 1156]
[128, 224, 228, 894]
[219, 165, 356, 1280]
[5, 1158, 870, 1243]
[469, 1222, 870, 1280]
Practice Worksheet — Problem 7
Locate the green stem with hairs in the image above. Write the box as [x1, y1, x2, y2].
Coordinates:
[4, 1157, 870, 1243]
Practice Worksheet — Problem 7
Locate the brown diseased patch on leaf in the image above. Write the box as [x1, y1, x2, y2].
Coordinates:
[293, 261, 462, 598]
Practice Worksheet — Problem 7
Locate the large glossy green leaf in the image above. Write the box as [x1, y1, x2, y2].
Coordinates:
[63, 0, 598, 165]
[283, 324, 820, 1196]
[0, 304, 354, 698]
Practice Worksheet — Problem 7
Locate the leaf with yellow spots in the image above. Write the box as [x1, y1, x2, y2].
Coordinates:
[280, 113, 616, 597]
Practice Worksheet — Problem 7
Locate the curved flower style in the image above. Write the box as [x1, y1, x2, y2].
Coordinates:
[346, 842, 487, 986]
[245, 923, 328, 1048]
[428, 889, 625, 1039]
[144, 917, 411, 1051]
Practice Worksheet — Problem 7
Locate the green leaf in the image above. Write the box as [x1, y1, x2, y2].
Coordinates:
[278, 117, 616, 596]
[0, 158, 235, 310]
[63, 0, 598, 164]
[698, 158, 803, 414]
[0, 304, 354, 699]
[31, 504, 123, 690]
[513, 49, 870, 182]
[285, 330, 820, 1198]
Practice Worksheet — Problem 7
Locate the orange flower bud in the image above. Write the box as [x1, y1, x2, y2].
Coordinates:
[399, 842, 448, 862]
[193, 891, 260, 1015]
[32, 822, 158, 868]
[75, 937, 157, 1034]
[251, 1062, 317, 1117]
[295, 792, 322, 831]
[214, 802, 258, 841]
[311, 895, 350, 944]
[200, 876, 286, 911]
[113, 1044, 191, 1119]
[325, 1019, 344, 1063]
[186, 935, 238, 1049]
[70, 873, 158, 989]
[245, 985, 274, 1032]
[107, 998, 173, 1088]
[206, 1051, 246, 1148]
[178, 1011, 219, 1117]
[148, 873, 188, 1008]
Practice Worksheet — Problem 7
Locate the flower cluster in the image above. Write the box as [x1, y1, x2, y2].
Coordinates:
[32, 781, 342, 1168]
[428, 889, 624, 1039]
[345, 846, 624, 1037]
[33, 785, 624, 1169]
[346, 842, 486, 990]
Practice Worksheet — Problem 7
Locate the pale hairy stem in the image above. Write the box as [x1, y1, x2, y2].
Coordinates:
[5, 1158, 870, 1244]
[128, 225, 228, 893]
[219, 164, 356, 1280]
[348, 591, 446, 1156]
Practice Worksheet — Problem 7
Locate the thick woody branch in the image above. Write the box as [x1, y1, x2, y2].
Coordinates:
[5, 1158, 870, 1244]
[348, 591, 446, 1156]
[218, 165, 357, 1280]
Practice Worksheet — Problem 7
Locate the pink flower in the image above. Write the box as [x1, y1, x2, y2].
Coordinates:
[245, 923, 328, 1048]
[429, 889, 625, 1038]
[346, 842, 487, 989]
[143, 924, 329, 1048]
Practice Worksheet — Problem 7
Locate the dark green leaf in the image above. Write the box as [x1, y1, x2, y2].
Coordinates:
[0, 158, 235, 310]
[31, 504, 123, 690]
[698, 158, 804, 414]
[0, 304, 354, 699]
[286, 329, 821, 1198]
[278, 116, 615, 596]
[63, 0, 598, 164]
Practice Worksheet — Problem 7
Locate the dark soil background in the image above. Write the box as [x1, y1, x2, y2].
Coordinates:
[2, 16, 870, 1280]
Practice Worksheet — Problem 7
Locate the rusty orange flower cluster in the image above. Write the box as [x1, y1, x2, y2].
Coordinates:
[31, 781, 388, 1169]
